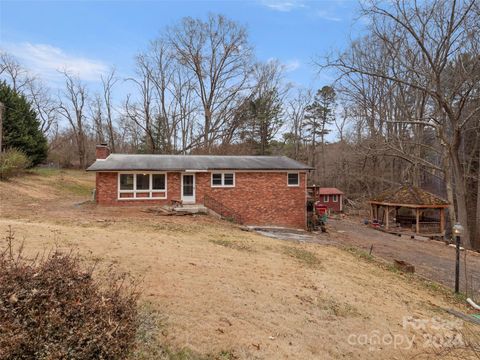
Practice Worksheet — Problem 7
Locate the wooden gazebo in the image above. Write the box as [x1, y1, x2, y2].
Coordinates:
[369, 186, 449, 237]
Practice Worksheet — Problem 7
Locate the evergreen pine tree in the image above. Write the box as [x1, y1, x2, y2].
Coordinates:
[0, 81, 48, 166]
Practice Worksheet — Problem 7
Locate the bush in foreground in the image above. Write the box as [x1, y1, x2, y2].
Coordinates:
[0, 149, 30, 180]
[0, 228, 139, 359]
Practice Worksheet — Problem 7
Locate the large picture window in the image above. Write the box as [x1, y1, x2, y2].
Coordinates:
[211, 172, 235, 187]
[118, 173, 167, 199]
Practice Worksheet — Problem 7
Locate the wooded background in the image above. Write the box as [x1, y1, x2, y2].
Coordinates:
[1, 1, 479, 248]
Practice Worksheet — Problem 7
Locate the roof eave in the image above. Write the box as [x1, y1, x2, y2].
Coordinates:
[86, 167, 312, 172]
[369, 200, 449, 208]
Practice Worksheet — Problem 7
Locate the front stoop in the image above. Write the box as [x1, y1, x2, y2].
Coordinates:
[173, 204, 208, 214]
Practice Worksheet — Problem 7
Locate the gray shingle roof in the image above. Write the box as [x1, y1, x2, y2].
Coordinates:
[86, 154, 313, 172]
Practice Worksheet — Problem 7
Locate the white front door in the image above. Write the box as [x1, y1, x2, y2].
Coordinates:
[181, 174, 195, 204]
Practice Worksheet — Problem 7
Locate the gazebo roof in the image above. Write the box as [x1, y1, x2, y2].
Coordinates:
[370, 185, 449, 208]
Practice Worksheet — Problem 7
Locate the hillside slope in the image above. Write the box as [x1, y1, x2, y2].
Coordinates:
[0, 170, 476, 359]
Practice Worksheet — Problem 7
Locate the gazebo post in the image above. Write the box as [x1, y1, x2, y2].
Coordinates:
[440, 208, 445, 235]
[385, 206, 390, 230]
[415, 208, 420, 234]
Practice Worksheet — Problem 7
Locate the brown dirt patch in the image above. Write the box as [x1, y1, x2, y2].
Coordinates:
[0, 170, 476, 359]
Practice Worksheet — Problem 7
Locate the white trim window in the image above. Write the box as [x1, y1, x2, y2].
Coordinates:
[211, 172, 235, 187]
[323, 195, 329, 202]
[118, 173, 167, 200]
[332, 194, 338, 202]
[287, 172, 300, 187]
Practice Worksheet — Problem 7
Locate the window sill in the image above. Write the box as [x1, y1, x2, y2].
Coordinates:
[117, 197, 167, 201]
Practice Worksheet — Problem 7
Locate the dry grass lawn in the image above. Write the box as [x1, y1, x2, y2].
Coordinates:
[0, 169, 477, 359]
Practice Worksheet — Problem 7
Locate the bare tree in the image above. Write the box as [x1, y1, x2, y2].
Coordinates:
[26, 80, 58, 137]
[125, 55, 156, 153]
[286, 89, 312, 160]
[0, 52, 31, 92]
[170, 65, 199, 153]
[57, 71, 88, 168]
[125, 38, 201, 154]
[168, 14, 253, 151]
[0, 52, 58, 138]
[90, 94, 105, 144]
[101, 69, 118, 152]
[323, 0, 480, 247]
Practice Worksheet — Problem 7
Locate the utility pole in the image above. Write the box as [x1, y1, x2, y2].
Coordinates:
[0, 101, 4, 152]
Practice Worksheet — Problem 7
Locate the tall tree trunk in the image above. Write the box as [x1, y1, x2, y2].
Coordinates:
[78, 132, 86, 169]
[451, 148, 472, 248]
[444, 157, 455, 239]
[476, 147, 480, 249]
[204, 111, 211, 153]
[321, 132, 326, 182]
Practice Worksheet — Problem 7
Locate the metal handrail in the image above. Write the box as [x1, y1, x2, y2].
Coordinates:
[203, 194, 243, 224]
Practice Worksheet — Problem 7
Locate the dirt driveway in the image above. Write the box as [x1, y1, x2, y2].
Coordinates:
[328, 219, 480, 294]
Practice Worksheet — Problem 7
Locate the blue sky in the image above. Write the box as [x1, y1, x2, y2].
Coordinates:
[0, 0, 365, 95]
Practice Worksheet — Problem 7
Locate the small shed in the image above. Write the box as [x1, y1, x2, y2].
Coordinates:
[308, 186, 344, 212]
[369, 186, 449, 237]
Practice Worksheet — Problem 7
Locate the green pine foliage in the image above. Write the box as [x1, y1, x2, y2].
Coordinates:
[0, 81, 48, 166]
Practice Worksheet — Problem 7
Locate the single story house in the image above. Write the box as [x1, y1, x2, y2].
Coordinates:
[308, 186, 344, 212]
[87, 144, 312, 229]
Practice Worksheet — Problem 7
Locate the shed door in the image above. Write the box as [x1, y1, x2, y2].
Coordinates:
[181, 174, 195, 204]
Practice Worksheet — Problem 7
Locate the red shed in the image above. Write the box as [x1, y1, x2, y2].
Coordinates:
[309, 187, 344, 213]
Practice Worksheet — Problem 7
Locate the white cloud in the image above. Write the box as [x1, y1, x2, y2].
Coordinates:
[285, 59, 301, 72]
[260, 0, 306, 12]
[266, 57, 301, 72]
[316, 10, 342, 22]
[1, 42, 108, 83]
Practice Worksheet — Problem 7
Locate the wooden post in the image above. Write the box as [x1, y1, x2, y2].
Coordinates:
[415, 209, 420, 234]
[440, 208, 445, 235]
[370, 204, 374, 221]
[385, 206, 390, 229]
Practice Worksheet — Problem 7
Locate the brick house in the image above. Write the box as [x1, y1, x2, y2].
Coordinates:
[87, 144, 312, 229]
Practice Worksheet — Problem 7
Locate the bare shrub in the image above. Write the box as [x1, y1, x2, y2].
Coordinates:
[0, 227, 139, 359]
[0, 149, 30, 180]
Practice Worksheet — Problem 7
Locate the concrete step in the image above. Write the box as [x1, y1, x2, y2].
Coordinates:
[173, 205, 208, 214]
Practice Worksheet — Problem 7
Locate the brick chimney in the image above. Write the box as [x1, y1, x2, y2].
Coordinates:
[95, 143, 110, 160]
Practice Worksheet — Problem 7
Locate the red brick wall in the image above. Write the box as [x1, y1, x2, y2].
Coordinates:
[95, 171, 307, 229]
[320, 194, 342, 212]
[95, 145, 110, 159]
[197, 172, 307, 229]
